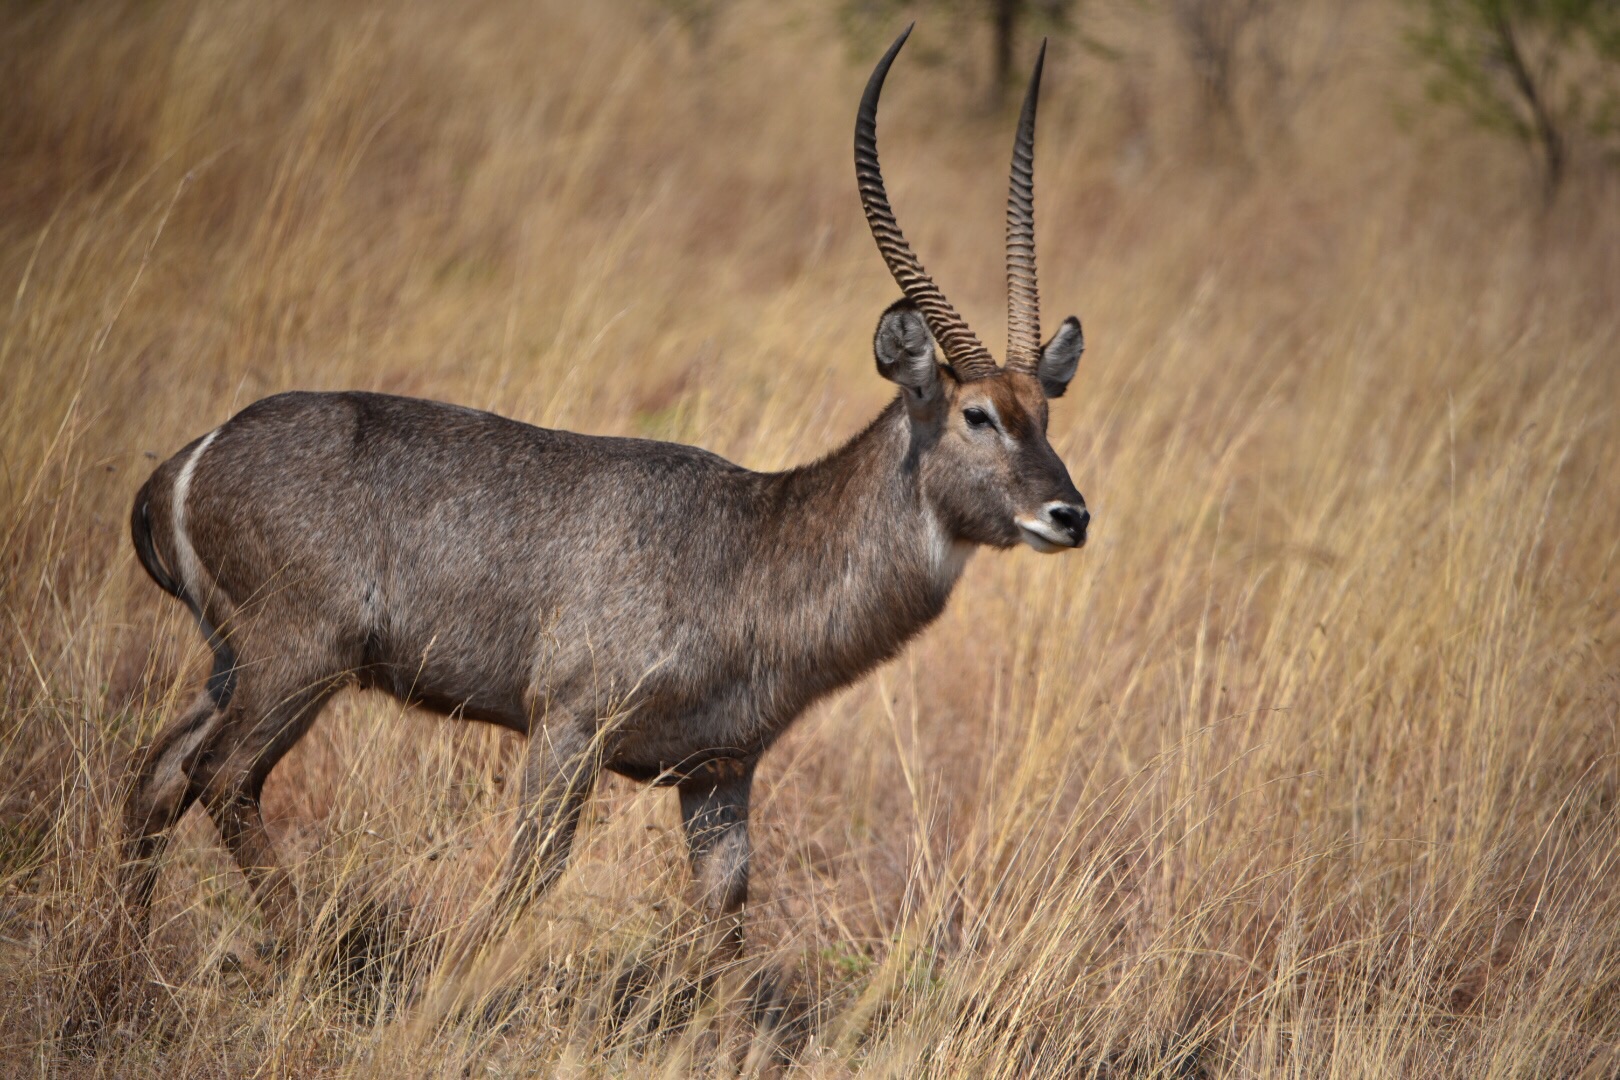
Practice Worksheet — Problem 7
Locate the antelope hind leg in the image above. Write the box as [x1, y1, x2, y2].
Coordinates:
[195, 664, 339, 956]
[119, 691, 224, 939]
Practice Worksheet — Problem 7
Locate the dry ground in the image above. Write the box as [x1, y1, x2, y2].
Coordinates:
[3, 0, 1619, 1075]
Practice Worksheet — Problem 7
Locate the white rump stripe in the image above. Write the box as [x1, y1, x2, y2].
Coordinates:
[171, 429, 220, 604]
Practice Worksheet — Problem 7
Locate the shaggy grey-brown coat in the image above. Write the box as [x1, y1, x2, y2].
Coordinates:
[118, 27, 1090, 960]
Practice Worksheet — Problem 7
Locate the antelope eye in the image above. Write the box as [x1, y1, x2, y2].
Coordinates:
[963, 407, 991, 429]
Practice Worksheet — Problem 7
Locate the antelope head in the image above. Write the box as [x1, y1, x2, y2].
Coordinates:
[859, 27, 1089, 554]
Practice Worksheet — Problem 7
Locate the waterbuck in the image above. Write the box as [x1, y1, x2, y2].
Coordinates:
[119, 28, 1089, 963]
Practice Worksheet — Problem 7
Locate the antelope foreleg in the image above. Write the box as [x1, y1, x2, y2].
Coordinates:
[497, 718, 599, 915]
[677, 760, 754, 966]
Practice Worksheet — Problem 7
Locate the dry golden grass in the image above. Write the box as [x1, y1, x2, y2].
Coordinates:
[3, 0, 1619, 1074]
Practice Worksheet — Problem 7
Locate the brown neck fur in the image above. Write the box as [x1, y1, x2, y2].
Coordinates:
[744, 397, 964, 714]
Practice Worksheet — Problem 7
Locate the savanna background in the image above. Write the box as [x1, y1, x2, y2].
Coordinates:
[3, 0, 1619, 1075]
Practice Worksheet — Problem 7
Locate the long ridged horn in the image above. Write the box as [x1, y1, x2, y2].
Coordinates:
[1004, 40, 1046, 374]
[856, 26, 999, 380]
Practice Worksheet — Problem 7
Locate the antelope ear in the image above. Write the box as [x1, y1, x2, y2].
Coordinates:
[1038, 316, 1084, 398]
[874, 298, 940, 399]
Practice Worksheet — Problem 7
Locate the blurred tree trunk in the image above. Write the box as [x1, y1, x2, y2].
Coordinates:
[990, 0, 1023, 109]
[1487, 5, 1566, 206]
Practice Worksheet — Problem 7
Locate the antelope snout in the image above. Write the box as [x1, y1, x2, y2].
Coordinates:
[1047, 503, 1089, 544]
[1016, 500, 1089, 553]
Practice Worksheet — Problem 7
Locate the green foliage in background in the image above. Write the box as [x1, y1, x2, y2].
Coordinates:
[1406, 0, 1620, 201]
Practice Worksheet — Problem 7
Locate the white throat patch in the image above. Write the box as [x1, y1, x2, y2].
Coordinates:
[925, 508, 974, 585]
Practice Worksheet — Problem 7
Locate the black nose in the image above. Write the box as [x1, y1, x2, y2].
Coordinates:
[1048, 504, 1090, 544]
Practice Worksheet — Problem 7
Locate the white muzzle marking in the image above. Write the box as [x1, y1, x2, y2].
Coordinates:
[1016, 501, 1082, 554]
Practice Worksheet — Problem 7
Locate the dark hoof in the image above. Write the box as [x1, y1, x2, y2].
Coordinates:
[308, 891, 425, 1016]
[608, 958, 700, 1042]
[743, 964, 818, 1066]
